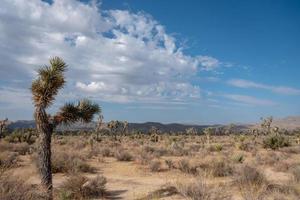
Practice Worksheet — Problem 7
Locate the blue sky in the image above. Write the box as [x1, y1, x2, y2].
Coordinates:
[0, 0, 299, 124]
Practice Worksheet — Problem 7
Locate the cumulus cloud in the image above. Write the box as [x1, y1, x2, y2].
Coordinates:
[0, 0, 220, 107]
[224, 94, 276, 106]
[228, 79, 300, 95]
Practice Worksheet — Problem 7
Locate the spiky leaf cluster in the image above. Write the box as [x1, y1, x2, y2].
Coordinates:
[31, 57, 67, 108]
[54, 99, 101, 126]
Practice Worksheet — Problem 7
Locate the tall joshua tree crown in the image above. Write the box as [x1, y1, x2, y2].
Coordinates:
[31, 57, 100, 199]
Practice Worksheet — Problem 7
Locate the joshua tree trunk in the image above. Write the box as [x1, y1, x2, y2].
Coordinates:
[31, 57, 100, 199]
[35, 106, 53, 200]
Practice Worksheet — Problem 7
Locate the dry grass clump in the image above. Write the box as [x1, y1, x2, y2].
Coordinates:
[280, 146, 300, 154]
[189, 144, 202, 152]
[176, 180, 231, 200]
[0, 142, 30, 155]
[115, 149, 133, 161]
[141, 145, 168, 157]
[0, 172, 46, 200]
[100, 147, 112, 157]
[208, 144, 223, 152]
[290, 165, 300, 183]
[273, 161, 291, 172]
[235, 165, 268, 200]
[0, 152, 19, 169]
[209, 159, 233, 177]
[58, 175, 107, 200]
[149, 160, 162, 172]
[136, 150, 154, 165]
[231, 153, 245, 164]
[236, 141, 253, 152]
[177, 158, 197, 175]
[170, 146, 189, 156]
[255, 151, 282, 166]
[153, 147, 168, 157]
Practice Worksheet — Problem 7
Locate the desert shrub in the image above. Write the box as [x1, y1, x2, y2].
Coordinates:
[4, 129, 36, 144]
[33, 150, 94, 174]
[153, 147, 168, 157]
[149, 160, 161, 172]
[210, 159, 233, 177]
[0, 173, 46, 200]
[177, 159, 197, 174]
[11, 143, 30, 155]
[72, 139, 88, 150]
[235, 165, 268, 200]
[263, 134, 290, 150]
[100, 147, 112, 157]
[142, 145, 156, 154]
[189, 144, 202, 152]
[280, 146, 300, 154]
[232, 154, 245, 163]
[176, 180, 231, 200]
[58, 175, 107, 200]
[237, 141, 253, 151]
[290, 165, 300, 182]
[273, 161, 292, 172]
[170, 142, 189, 156]
[165, 159, 174, 170]
[136, 151, 153, 165]
[53, 152, 94, 173]
[255, 151, 282, 166]
[115, 150, 133, 161]
[208, 144, 223, 152]
[0, 142, 30, 155]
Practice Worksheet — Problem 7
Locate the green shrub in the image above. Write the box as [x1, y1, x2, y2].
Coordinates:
[263, 134, 290, 150]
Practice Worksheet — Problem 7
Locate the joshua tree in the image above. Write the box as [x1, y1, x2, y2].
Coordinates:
[95, 114, 104, 140]
[0, 118, 8, 139]
[260, 116, 273, 135]
[186, 127, 197, 135]
[122, 120, 128, 136]
[107, 120, 128, 140]
[203, 127, 214, 145]
[31, 57, 100, 199]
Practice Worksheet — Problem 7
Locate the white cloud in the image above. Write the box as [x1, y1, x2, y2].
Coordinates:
[224, 94, 276, 106]
[0, 0, 220, 106]
[197, 56, 220, 71]
[228, 79, 300, 95]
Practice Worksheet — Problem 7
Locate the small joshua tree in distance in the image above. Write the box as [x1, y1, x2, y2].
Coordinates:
[31, 57, 100, 199]
[0, 118, 8, 139]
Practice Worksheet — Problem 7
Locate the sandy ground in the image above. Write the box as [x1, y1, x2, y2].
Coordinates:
[10, 148, 299, 200]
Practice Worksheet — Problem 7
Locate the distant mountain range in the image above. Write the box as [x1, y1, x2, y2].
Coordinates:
[6, 116, 300, 133]
[7, 120, 215, 133]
